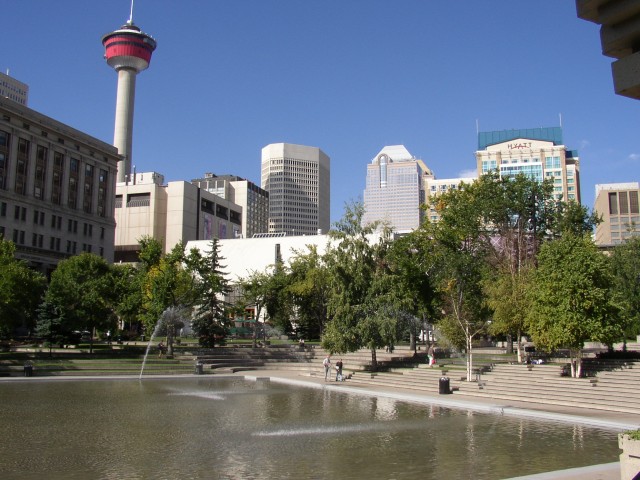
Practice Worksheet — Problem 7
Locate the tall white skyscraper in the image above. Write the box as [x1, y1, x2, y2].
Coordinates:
[362, 145, 432, 232]
[261, 143, 330, 236]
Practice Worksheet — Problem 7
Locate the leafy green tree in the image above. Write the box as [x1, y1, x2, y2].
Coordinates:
[187, 239, 232, 347]
[0, 239, 46, 338]
[139, 241, 198, 343]
[44, 253, 116, 353]
[238, 271, 271, 347]
[526, 234, 623, 377]
[35, 299, 66, 355]
[111, 263, 143, 336]
[263, 254, 293, 337]
[288, 245, 331, 341]
[322, 202, 395, 370]
[428, 180, 491, 380]
[385, 229, 438, 353]
[609, 236, 640, 345]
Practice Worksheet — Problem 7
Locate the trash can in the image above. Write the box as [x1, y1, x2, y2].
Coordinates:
[439, 376, 450, 394]
[195, 362, 204, 375]
[24, 363, 33, 377]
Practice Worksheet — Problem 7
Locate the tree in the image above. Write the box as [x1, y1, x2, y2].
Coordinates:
[386, 230, 438, 353]
[429, 180, 492, 380]
[322, 202, 395, 370]
[526, 234, 623, 377]
[0, 239, 46, 338]
[238, 271, 271, 347]
[111, 263, 143, 336]
[139, 241, 198, 348]
[44, 253, 116, 353]
[288, 245, 332, 341]
[475, 173, 551, 360]
[609, 236, 640, 346]
[263, 253, 293, 337]
[187, 239, 232, 347]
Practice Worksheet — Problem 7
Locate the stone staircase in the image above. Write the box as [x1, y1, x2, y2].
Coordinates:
[183, 345, 423, 374]
[340, 359, 640, 415]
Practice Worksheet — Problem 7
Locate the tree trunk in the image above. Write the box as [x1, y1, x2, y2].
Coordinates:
[516, 330, 522, 364]
[370, 347, 378, 372]
[409, 331, 416, 354]
[466, 336, 474, 382]
[506, 334, 513, 354]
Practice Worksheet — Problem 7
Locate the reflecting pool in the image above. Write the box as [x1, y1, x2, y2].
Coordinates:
[0, 377, 620, 479]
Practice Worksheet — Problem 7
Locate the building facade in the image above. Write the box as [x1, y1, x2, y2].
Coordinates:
[191, 173, 269, 238]
[594, 182, 640, 246]
[476, 127, 580, 203]
[261, 143, 330, 236]
[577, 0, 640, 100]
[0, 97, 119, 273]
[0, 72, 28, 106]
[362, 145, 432, 232]
[115, 172, 243, 261]
[424, 176, 473, 224]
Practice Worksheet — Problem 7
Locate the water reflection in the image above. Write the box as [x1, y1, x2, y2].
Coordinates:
[0, 377, 620, 480]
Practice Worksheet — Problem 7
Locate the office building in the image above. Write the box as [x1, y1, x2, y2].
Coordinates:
[0, 72, 28, 106]
[362, 145, 433, 232]
[476, 127, 580, 203]
[115, 172, 243, 261]
[261, 143, 330, 236]
[191, 173, 269, 238]
[0, 97, 119, 273]
[594, 182, 640, 246]
[424, 176, 473, 224]
[577, 1, 640, 100]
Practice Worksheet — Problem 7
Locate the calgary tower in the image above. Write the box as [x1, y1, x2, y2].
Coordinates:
[102, 1, 156, 183]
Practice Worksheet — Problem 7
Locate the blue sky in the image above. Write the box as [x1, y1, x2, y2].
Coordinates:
[2, 1, 638, 223]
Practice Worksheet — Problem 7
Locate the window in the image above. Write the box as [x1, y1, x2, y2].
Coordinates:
[0, 130, 9, 190]
[630, 191, 639, 215]
[83, 164, 94, 213]
[15, 138, 29, 195]
[34, 145, 47, 199]
[97, 169, 108, 216]
[68, 157, 79, 209]
[52, 152, 64, 205]
[609, 193, 618, 215]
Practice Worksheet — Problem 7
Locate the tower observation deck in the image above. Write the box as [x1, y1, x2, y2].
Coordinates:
[102, 20, 156, 183]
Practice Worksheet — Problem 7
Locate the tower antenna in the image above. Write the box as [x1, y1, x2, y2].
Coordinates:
[128, 0, 134, 25]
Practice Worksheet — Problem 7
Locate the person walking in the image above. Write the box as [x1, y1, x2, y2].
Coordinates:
[323, 354, 331, 381]
[427, 344, 435, 367]
[335, 358, 344, 382]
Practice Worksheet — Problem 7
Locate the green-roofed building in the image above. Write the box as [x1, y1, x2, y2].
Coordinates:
[475, 126, 580, 203]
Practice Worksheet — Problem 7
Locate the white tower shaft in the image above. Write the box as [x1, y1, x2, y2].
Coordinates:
[113, 68, 137, 183]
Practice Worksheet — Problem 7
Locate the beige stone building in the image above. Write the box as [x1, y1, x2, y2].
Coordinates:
[191, 173, 269, 239]
[0, 97, 119, 273]
[594, 182, 640, 247]
[476, 127, 580, 203]
[114, 172, 243, 261]
[261, 143, 330, 236]
[0, 72, 28, 106]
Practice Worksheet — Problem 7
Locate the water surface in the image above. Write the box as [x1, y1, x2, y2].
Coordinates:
[0, 377, 620, 479]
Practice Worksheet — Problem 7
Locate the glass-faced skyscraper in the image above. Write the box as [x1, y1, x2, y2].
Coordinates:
[261, 143, 330, 236]
[362, 145, 433, 232]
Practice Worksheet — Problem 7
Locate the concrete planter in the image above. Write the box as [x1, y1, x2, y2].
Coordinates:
[618, 433, 640, 480]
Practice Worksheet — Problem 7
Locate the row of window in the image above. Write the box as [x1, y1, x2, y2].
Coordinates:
[2, 227, 103, 256]
[1, 201, 105, 239]
[0, 130, 110, 216]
